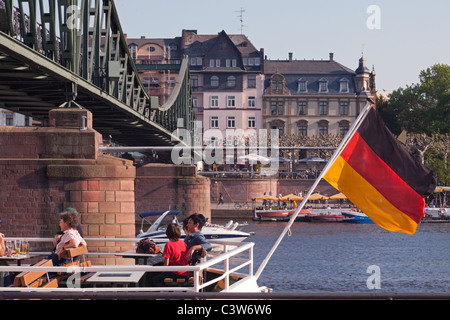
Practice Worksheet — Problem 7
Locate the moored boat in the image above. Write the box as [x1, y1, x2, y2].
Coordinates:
[307, 213, 345, 222]
[253, 208, 310, 221]
[137, 210, 252, 244]
[342, 211, 374, 223]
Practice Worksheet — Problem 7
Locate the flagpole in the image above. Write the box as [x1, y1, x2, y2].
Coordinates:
[254, 102, 373, 280]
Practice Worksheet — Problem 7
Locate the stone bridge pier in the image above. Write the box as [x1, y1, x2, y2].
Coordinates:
[0, 108, 210, 265]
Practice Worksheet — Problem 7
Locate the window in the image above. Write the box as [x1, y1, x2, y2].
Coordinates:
[168, 77, 175, 88]
[297, 79, 307, 93]
[192, 96, 198, 107]
[318, 120, 329, 136]
[298, 126, 307, 136]
[272, 125, 284, 135]
[210, 96, 219, 108]
[339, 120, 350, 136]
[271, 102, 277, 115]
[5, 114, 14, 126]
[227, 96, 236, 108]
[248, 96, 256, 108]
[278, 102, 284, 115]
[129, 44, 137, 60]
[298, 102, 307, 115]
[191, 57, 203, 66]
[248, 117, 256, 128]
[210, 76, 219, 87]
[225, 59, 237, 67]
[210, 116, 219, 128]
[248, 75, 256, 88]
[340, 125, 349, 136]
[319, 78, 328, 92]
[340, 102, 349, 115]
[209, 59, 215, 67]
[340, 79, 349, 93]
[227, 116, 236, 128]
[277, 80, 283, 91]
[319, 125, 328, 136]
[319, 102, 328, 115]
[191, 76, 198, 91]
[227, 76, 236, 87]
[216, 59, 221, 67]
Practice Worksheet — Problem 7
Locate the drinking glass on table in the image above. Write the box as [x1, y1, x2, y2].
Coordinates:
[6, 241, 13, 256]
[22, 240, 29, 255]
[14, 239, 21, 255]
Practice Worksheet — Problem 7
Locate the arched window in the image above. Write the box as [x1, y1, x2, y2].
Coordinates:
[211, 76, 219, 87]
[318, 120, 329, 136]
[227, 76, 236, 87]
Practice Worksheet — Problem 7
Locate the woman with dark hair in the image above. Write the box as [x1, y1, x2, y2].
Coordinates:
[152, 223, 190, 287]
[49, 211, 87, 266]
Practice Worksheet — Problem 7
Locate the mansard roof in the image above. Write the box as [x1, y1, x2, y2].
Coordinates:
[264, 59, 355, 75]
[264, 59, 358, 95]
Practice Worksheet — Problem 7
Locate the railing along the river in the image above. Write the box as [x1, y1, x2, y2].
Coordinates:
[0, 238, 255, 294]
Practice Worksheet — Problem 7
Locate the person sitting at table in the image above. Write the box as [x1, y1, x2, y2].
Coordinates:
[0, 233, 13, 287]
[52, 207, 83, 250]
[152, 223, 190, 286]
[0, 233, 6, 257]
[49, 211, 87, 266]
[184, 213, 212, 265]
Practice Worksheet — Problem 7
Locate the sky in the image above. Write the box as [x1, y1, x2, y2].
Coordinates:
[114, 0, 450, 93]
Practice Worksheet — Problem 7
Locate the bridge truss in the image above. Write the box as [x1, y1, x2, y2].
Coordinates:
[0, 0, 194, 147]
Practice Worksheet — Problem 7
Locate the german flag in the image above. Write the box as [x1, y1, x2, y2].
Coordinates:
[324, 107, 436, 234]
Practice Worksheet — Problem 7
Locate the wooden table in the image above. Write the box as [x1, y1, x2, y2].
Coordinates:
[85, 271, 146, 287]
[0, 254, 32, 266]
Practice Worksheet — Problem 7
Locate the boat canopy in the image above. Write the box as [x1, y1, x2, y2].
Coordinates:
[139, 210, 182, 219]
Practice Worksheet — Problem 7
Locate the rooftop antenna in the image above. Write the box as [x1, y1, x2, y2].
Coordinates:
[236, 7, 246, 34]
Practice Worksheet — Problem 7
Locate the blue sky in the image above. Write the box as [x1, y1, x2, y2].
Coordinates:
[115, 0, 450, 92]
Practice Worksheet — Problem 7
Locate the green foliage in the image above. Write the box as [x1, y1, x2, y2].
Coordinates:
[379, 64, 450, 135]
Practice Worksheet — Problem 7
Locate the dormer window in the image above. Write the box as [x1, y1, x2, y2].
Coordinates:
[297, 78, 308, 93]
[339, 78, 349, 93]
[227, 76, 236, 87]
[319, 78, 328, 93]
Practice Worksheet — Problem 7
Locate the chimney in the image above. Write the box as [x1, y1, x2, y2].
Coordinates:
[329, 52, 334, 61]
[289, 52, 293, 61]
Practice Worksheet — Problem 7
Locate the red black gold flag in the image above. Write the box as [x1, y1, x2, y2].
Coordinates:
[324, 107, 436, 234]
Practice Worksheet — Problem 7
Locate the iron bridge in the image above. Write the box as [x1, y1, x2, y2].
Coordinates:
[0, 0, 194, 147]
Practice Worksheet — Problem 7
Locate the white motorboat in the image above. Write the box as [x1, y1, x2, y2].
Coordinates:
[136, 210, 252, 244]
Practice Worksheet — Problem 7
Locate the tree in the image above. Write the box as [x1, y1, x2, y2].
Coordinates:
[382, 64, 450, 135]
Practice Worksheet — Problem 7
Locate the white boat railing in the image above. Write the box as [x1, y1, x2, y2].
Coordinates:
[0, 238, 255, 294]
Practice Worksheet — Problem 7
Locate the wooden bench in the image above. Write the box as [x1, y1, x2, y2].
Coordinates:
[57, 246, 92, 284]
[13, 259, 58, 288]
[61, 246, 91, 268]
[164, 276, 199, 286]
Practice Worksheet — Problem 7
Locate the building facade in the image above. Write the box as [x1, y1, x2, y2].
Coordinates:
[127, 30, 264, 145]
[263, 53, 376, 137]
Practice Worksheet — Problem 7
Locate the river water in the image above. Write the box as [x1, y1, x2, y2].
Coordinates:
[237, 221, 449, 293]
